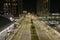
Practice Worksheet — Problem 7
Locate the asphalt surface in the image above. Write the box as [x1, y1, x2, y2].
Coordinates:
[8, 14, 60, 40]
[33, 18, 60, 40]
[9, 16, 31, 40]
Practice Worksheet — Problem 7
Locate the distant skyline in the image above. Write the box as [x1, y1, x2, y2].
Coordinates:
[0, 0, 60, 13]
[23, 0, 60, 13]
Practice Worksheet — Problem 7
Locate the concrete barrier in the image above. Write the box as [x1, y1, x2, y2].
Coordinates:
[0, 16, 24, 40]
[0, 24, 14, 40]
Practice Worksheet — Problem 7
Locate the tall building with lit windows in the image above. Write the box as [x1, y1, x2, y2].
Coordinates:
[3, 0, 23, 17]
[3, 0, 17, 16]
[12, 0, 18, 17]
[3, 0, 11, 14]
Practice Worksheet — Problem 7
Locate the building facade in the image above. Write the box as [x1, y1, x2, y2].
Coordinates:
[3, 0, 23, 17]
[0, 0, 3, 15]
[37, 0, 49, 17]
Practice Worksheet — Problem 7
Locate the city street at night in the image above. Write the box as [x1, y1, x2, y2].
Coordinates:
[0, 0, 60, 40]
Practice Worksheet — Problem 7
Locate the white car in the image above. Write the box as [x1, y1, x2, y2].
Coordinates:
[9, 17, 14, 21]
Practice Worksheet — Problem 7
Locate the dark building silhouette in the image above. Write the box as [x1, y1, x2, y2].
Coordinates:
[0, 0, 3, 15]
[23, 0, 36, 13]
[37, 0, 48, 16]
[49, 0, 60, 13]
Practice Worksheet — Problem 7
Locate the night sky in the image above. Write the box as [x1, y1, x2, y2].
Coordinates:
[23, 0, 60, 13]
[0, 0, 60, 13]
[0, 0, 3, 11]
[23, 0, 36, 12]
[49, 0, 60, 13]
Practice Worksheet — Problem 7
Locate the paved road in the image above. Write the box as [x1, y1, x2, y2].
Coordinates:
[9, 14, 60, 40]
[9, 16, 31, 40]
[33, 18, 60, 40]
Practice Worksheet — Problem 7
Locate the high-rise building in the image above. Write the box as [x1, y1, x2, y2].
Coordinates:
[49, 0, 60, 13]
[12, 0, 18, 17]
[3, 0, 23, 17]
[0, 0, 3, 15]
[17, 0, 23, 15]
[3, 0, 17, 16]
[37, 0, 49, 17]
[3, 0, 11, 14]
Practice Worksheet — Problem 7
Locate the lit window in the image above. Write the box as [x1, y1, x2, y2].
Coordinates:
[4, 3, 8, 7]
[6, 0, 10, 2]
[13, 0, 16, 2]
[6, 0, 8, 1]
[9, 3, 11, 5]
[13, 3, 17, 5]
[6, 3, 8, 6]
